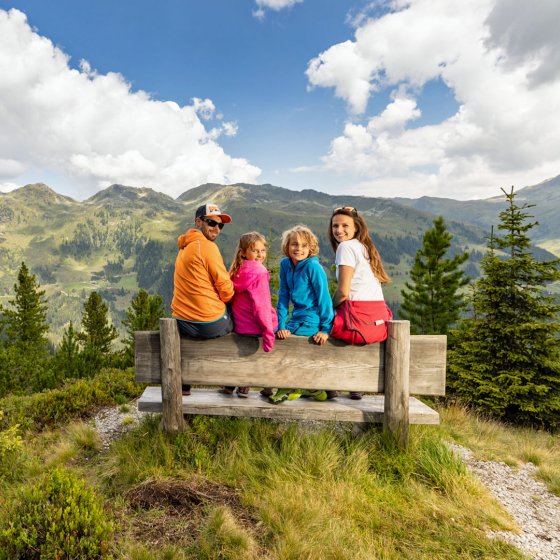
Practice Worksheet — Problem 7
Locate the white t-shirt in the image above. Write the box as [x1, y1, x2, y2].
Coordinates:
[335, 238, 384, 301]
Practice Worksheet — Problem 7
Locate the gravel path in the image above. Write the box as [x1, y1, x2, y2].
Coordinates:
[90, 399, 148, 449]
[90, 404, 560, 559]
[449, 443, 560, 560]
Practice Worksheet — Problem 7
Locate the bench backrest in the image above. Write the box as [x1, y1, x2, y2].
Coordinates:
[135, 323, 446, 396]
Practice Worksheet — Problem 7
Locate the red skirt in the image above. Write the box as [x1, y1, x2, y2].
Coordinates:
[330, 300, 392, 345]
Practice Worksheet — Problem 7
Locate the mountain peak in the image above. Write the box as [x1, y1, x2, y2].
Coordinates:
[85, 184, 179, 211]
[11, 183, 77, 205]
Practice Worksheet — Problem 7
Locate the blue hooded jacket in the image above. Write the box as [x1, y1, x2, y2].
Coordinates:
[276, 256, 334, 336]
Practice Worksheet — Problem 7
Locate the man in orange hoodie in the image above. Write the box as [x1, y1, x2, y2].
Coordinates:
[171, 203, 235, 395]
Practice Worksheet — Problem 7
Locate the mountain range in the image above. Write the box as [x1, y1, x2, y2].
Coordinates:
[0, 176, 558, 342]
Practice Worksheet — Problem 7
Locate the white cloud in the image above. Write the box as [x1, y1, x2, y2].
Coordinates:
[306, 0, 560, 199]
[253, 0, 303, 19]
[0, 9, 261, 199]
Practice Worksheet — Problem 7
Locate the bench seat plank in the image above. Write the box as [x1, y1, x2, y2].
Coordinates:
[137, 386, 440, 425]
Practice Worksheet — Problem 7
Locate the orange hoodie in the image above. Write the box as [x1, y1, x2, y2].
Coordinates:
[171, 229, 234, 322]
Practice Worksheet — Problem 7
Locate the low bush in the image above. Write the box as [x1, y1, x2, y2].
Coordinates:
[0, 466, 114, 559]
[0, 368, 143, 433]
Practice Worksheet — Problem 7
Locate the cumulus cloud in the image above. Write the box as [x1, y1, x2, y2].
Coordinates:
[0, 9, 261, 198]
[306, 0, 560, 199]
[253, 0, 303, 20]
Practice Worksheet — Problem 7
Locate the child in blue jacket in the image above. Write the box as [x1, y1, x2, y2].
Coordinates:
[269, 225, 334, 403]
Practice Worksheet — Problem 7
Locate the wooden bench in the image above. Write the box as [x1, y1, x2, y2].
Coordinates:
[135, 318, 446, 446]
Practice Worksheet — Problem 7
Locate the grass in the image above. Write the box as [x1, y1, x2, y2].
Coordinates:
[438, 403, 560, 495]
[4, 400, 553, 559]
[91, 415, 523, 559]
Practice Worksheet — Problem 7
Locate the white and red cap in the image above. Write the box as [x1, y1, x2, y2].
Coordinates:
[195, 203, 232, 223]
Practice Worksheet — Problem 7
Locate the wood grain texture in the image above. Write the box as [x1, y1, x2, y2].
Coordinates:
[384, 320, 410, 447]
[134, 323, 446, 396]
[138, 387, 440, 425]
[159, 319, 184, 433]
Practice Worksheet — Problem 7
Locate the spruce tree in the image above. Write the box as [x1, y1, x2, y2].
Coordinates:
[400, 217, 469, 334]
[121, 289, 165, 366]
[78, 291, 118, 375]
[52, 321, 84, 380]
[449, 188, 560, 430]
[2, 262, 49, 349]
[0, 262, 51, 394]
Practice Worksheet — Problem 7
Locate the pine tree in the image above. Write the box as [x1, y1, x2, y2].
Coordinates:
[52, 321, 84, 380]
[121, 290, 165, 366]
[400, 217, 469, 334]
[2, 262, 49, 349]
[78, 291, 118, 375]
[79, 291, 118, 353]
[449, 188, 560, 430]
[0, 262, 51, 394]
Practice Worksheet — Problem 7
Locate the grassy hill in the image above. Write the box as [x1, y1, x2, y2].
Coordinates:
[1, 370, 558, 558]
[0, 180, 558, 343]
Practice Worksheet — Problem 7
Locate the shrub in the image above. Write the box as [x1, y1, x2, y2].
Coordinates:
[0, 410, 22, 458]
[0, 368, 143, 432]
[0, 410, 24, 481]
[0, 467, 114, 559]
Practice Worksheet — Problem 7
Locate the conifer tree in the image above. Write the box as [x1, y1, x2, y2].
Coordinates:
[52, 321, 83, 380]
[79, 291, 118, 353]
[121, 289, 165, 366]
[400, 217, 469, 334]
[78, 291, 118, 375]
[449, 188, 560, 430]
[0, 262, 51, 394]
[2, 262, 49, 349]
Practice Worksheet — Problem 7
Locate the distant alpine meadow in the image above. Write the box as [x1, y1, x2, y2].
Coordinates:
[1, 177, 559, 343]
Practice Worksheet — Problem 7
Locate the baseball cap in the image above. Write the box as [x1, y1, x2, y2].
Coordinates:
[195, 203, 232, 224]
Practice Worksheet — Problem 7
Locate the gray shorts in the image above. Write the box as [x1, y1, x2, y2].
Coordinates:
[175, 311, 233, 339]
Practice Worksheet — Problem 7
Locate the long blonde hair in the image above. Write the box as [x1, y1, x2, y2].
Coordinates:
[329, 208, 390, 284]
[230, 231, 267, 278]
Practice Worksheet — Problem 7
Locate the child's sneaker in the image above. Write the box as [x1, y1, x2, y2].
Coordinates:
[308, 390, 327, 401]
[236, 386, 250, 398]
[286, 389, 302, 401]
[269, 389, 290, 404]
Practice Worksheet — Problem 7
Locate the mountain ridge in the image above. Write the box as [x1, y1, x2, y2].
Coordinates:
[0, 177, 558, 343]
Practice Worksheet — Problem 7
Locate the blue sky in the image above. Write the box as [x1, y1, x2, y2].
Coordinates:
[1, 0, 559, 200]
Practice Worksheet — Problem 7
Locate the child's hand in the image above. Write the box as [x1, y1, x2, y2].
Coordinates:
[312, 332, 329, 345]
[276, 329, 291, 339]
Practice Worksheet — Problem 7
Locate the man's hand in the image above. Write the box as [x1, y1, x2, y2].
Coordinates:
[312, 331, 329, 345]
[276, 329, 291, 339]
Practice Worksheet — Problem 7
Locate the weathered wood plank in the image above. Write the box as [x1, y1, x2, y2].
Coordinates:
[384, 320, 410, 447]
[409, 335, 447, 396]
[134, 329, 446, 396]
[159, 318, 184, 434]
[137, 386, 440, 425]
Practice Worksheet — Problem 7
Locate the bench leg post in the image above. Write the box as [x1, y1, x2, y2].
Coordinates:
[383, 320, 410, 448]
[159, 318, 184, 434]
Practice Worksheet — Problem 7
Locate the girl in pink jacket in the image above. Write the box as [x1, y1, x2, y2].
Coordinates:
[228, 232, 278, 397]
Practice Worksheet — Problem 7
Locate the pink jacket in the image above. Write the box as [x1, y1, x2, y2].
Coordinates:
[231, 260, 278, 352]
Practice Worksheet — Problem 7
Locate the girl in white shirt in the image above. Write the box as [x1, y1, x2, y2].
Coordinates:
[328, 206, 392, 399]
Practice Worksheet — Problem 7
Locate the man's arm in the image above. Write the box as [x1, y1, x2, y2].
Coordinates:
[206, 244, 234, 302]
